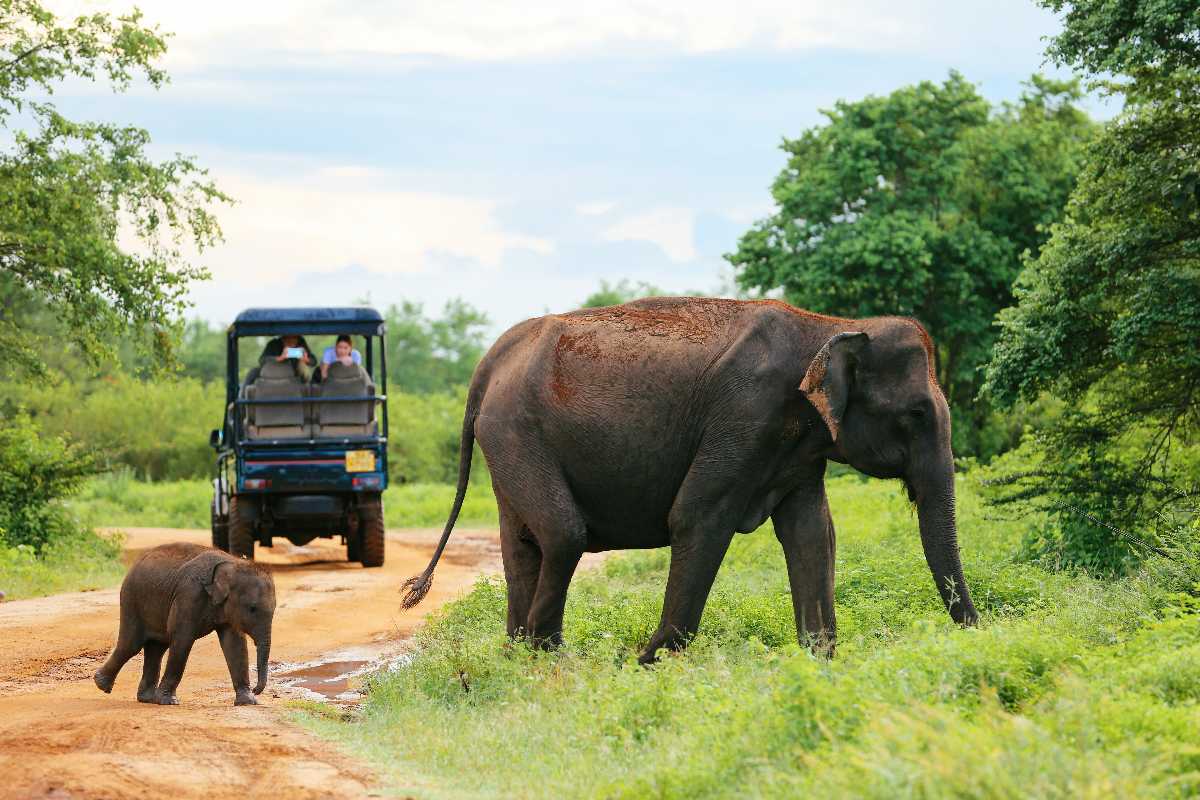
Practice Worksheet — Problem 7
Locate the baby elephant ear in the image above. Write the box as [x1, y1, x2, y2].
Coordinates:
[203, 561, 234, 606]
[799, 331, 869, 443]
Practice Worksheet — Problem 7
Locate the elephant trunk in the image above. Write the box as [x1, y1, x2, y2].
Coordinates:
[253, 632, 271, 695]
[912, 457, 978, 626]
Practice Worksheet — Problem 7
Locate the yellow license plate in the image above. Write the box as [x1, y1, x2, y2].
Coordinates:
[345, 450, 376, 472]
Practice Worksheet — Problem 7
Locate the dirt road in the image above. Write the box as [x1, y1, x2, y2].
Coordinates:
[0, 527, 505, 800]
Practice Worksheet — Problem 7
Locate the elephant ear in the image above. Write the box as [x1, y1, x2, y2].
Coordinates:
[202, 560, 235, 606]
[799, 331, 869, 443]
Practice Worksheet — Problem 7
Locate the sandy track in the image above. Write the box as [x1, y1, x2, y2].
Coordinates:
[0, 527, 504, 800]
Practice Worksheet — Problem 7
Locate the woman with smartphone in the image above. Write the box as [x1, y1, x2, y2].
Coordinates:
[256, 334, 316, 381]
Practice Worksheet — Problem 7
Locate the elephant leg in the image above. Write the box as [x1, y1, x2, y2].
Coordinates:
[217, 626, 256, 706]
[525, 533, 584, 649]
[640, 528, 735, 664]
[94, 609, 143, 693]
[499, 502, 541, 639]
[136, 641, 167, 703]
[156, 633, 196, 705]
[772, 481, 837, 657]
[496, 463, 586, 649]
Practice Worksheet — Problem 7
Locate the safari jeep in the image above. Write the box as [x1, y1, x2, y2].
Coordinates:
[209, 307, 389, 565]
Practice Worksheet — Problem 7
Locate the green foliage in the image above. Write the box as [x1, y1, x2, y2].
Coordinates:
[0, 1, 229, 376]
[0, 410, 97, 550]
[19, 374, 223, 481]
[68, 475, 499, 530]
[983, 3, 1200, 571]
[581, 279, 665, 308]
[729, 73, 1093, 457]
[1040, 0, 1200, 75]
[387, 387, 488, 485]
[303, 476, 1200, 798]
[0, 526, 124, 600]
[386, 299, 490, 393]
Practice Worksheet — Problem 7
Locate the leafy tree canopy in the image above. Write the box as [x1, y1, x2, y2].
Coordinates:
[1041, 0, 1200, 75]
[0, 0, 228, 378]
[981, 1, 1200, 572]
[581, 278, 665, 308]
[386, 299, 491, 393]
[728, 72, 1093, 455]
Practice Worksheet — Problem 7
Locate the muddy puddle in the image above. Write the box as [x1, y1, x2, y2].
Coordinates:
[272, 643, 411, 703]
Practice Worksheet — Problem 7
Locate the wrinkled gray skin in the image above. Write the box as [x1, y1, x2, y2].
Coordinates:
[94, 543, 276, 705]
[404, 297, 978, 663]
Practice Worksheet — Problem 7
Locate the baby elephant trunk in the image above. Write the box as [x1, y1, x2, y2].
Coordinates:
[253, 633, 271, 695]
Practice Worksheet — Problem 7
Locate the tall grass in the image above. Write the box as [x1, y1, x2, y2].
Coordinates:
[69, 472, 499, 530]
[0, 528, 125, 600]
[300, 475, 1200, 799]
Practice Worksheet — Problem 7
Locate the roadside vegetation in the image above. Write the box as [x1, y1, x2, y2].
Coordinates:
[304, 475, 1200, 798]
[70, 475, 499, 531]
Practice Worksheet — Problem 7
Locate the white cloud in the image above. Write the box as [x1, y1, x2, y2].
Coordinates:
[576, 201, 616, 216]
[190, 167, 552, 286]
[602, 207, 696, 262]
[58, 1, 1036, 67]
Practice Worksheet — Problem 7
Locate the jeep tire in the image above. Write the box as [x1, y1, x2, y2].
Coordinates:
[229, 495, 256, 560]
[359, 495, 385, 568]
[211, 504, 229, 552]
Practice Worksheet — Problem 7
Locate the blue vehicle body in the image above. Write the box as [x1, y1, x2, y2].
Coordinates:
[210, 307, 390, 565]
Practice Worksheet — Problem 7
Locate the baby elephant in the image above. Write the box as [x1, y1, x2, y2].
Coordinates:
[94, 542, 276, 706]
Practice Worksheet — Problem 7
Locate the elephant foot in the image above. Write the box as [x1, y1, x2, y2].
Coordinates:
[136, 689, 157, 703]
[156, 691, 179, 705]
[234, 691, 258, 706]
[93, 670, 115, 693]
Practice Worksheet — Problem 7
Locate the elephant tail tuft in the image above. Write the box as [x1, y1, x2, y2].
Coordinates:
[400, 570, 433, 608]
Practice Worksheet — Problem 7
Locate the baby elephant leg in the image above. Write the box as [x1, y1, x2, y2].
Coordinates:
[217, 627, 256, 706]
[155, 634, 196, 705]
[137, 641, 167, 703]
[94, 610, 144, 694]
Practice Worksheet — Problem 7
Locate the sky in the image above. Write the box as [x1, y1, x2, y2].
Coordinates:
[54, 1, 1106, 334]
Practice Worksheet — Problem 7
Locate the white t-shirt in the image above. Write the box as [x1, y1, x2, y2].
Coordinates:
[322, 346, 362, 365]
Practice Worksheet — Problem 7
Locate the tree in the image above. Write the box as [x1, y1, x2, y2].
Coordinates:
[0, 1, 228, 377]
[981, 1, 1200, 572]
[581, 279, 664, 308]
[387, 299, 491, 393]
[728, 73, 1093, 456]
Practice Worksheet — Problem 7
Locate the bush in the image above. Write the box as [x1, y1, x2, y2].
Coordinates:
[0, 526, 124, 599]
[21, 374, 223, 481]
[0, 410, 97, 551]
[387, 388, 489, 485]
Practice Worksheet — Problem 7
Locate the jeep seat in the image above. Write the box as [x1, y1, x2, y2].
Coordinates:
[245, 359, 307, 439]
[314, 362, 376, 437]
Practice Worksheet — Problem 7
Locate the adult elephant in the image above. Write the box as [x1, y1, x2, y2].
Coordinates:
[402, 297, 977, 662]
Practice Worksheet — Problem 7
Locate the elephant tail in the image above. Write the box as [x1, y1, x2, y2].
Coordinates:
[400, 391, 479, 609]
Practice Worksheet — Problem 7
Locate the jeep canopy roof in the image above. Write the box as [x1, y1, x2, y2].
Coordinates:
[231, 307, 385, 337]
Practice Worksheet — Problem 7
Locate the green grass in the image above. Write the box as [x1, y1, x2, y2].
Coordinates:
[0, 528, 126, 600]
[298, 474, 1200, 799]
[69, 472, 500, 530]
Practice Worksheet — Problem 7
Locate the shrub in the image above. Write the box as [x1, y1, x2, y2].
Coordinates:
[0, 410, 97, 551]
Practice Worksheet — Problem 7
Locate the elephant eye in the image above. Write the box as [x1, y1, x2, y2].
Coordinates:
[249, 604, 258, 613]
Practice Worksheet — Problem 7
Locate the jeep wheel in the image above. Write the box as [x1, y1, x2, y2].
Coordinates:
[229, 496, 255, 560]
[211, 505, 229, 552]
[360, 498, 384, 568]
[346, 527, 362, 563]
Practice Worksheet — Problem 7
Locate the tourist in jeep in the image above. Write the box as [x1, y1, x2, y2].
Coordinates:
[320, 335, 362, 381]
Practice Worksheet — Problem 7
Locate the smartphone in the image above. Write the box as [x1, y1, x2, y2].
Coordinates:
[285, 347, 305, 359]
